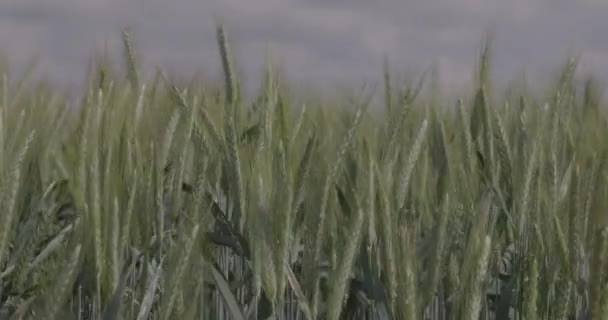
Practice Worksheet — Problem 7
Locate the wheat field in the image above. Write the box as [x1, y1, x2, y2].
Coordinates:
[0, 24, 607, 320]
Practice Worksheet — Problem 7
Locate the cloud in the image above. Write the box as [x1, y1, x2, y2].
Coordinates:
[0, 0, 606, 96]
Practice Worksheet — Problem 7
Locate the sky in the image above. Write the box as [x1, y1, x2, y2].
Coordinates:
[0, 0, 607, 97]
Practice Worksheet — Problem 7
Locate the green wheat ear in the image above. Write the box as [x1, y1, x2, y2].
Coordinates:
[121, 27, 140, 91]
[216, 21, 239, 107]
[0, 130, 35, 268]
[216, 21, 246, 233]
[161, 223, 200, 320]
[35, 244, 82, 320]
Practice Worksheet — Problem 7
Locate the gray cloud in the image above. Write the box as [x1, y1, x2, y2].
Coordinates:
[0, 0, 606, 97]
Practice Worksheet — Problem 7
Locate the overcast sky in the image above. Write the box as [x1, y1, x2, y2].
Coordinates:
[0, 0, 607, 97]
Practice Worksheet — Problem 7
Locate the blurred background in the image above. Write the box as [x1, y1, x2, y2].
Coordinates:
[0, 0, 606, 98]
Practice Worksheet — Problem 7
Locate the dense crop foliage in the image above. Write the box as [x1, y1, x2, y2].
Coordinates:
[1, 25, 608, 319]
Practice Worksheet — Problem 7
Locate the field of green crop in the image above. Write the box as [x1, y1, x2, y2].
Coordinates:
[1, 24, 608, 319]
